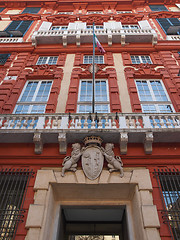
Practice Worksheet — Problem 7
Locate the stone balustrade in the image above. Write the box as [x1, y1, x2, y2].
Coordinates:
[1, 113, 180, 154]
[32, 28, 157, 46]
[0, 113, 179, 130]
[0, 37, 23, 43]
[166, 35, 180, 41]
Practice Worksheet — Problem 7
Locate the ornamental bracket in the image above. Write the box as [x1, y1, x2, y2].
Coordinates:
[33, 132, 43, 154]
[58, 133, 67, 154]
[144, 132, 153, 154]
[120, 132, 128, 155]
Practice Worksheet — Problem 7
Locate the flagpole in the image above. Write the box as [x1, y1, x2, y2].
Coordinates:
[92, 22, 95, 113]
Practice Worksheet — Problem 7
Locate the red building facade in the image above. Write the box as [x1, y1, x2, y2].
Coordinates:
[0, 0, 180, 239]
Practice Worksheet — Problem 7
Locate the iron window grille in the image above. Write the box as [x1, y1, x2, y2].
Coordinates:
[154, 169, 180, 240]
[0, 169, 34, 240]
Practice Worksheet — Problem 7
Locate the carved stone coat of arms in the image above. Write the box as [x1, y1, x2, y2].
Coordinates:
[61, 136, 124, 180]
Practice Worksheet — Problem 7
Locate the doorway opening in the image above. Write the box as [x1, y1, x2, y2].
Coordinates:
[58, 206, 129, 240]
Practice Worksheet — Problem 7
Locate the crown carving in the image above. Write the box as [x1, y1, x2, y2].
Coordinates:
[84, 136, 103, 146]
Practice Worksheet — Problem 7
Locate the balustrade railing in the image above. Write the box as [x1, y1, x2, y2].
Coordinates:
[0, 113, 180, 130]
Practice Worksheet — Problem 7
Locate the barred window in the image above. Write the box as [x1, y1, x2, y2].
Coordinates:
[0, 169, 34, 239]
[83, 55, 104, 64]
[36, 56, 58, 65]
[154, 169, 180, 240]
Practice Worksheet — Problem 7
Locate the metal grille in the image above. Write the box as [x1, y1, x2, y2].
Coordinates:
[154, 169, 180, 240]
[0, 169, 34, 240]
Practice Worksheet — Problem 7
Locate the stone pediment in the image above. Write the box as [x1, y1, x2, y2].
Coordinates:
[79, 14, 111, 24]
[10, 13, 41, 21]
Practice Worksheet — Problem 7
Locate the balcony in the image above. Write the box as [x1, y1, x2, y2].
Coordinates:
[166, 35, 180, 41]
[0, 37, 23, 43]
[32, 28, 157, 47]
[0, 113, 180, 154]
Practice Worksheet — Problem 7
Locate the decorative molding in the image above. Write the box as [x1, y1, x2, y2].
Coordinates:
[33, 132, 43, 154]
[10, 13, 41, 21]
[79, 14, 111, 24]
[58, 133, 67, 154]
[61, 136, 124, 179]
[144, 132, 153, 154]
[120, 132, 128, 155]
[125, 64, 164, 77]
[114, 13, 144, 23]
[46, 14, 76, 24]
[149, 11, 180, 19]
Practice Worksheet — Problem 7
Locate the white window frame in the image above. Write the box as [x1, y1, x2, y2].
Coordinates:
[131, 55, 152, 64]
[135, 79, 175, 113]
[36, 56, 58, 65]
[51, 26, 68, 30]
[87, 11, 103, 14]
[57, 12, 73, 15]
[116, 11, 132, 14]
[86, 25, 104, 30]
[13, 80, 52, 114]
[122, 24, 139, 29]
[77, 79, 110, 113]
[83, 55, 104, 64]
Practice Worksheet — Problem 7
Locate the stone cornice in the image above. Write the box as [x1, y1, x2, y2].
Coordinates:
[149, 11, 180, 19]
[10, 13, 41, 21]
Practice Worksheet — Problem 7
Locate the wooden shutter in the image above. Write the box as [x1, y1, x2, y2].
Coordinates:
[157, 18, 180, 34]
[22, 7, 40, 14]
[0, 54, 10, 65]
[149, 5, 168, 11]
[157, 18, 171, 34]
[17, 21, 33, 35]
[0, 8, 5, 13]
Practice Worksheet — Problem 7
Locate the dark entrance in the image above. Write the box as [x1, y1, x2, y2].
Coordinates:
[57, 206, 129, 240]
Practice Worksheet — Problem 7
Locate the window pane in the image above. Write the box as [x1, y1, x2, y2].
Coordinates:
[158, 105, 173, 113]
[20, 82, 38, 102]
[150, 81, 168, 101]
[15, 105, 30, 114]
[142, 104, 157, 113]
[35, 81, 52, 102]
[31, 105, 46, 113]
[136, 81, 153, 101]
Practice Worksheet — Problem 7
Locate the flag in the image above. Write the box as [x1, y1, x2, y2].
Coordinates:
[94, 34, 106, 54]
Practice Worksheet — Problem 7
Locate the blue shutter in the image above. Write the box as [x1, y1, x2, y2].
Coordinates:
[22, 7, 40, 14]
[5, 21, 32, 36]
[0, 8, 5, 13]
[149, 5, 168, 11]
[0, 54, 10, 65]
[157, 18, 180, 35]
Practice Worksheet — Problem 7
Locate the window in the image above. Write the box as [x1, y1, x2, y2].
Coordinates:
[0, 54, 10, 65]
[135, 80, 174, 113]
[22, 7, 40, 14]
[14, 80, 52, 114]
[5, 20, 33, 37]
[36, 56, 58, 65]
[86, 25, 104, 30]
[0, 169, 34, 240]
[154, 169, 180, 240]
[122, 25, 139, 29]
[57, 12, 73, 15]
[116, 11, 132, 14]
[77, 80, 110, 113]
[51, 26, 68, 30]
[83, 55, 104, 64]
[87, 11, 103, 14]
[131, 55, 152, 64]
[157, 18, 180, 35]
[149, 5, 168, 11]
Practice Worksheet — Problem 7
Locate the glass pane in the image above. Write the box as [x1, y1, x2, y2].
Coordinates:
[20, 82, 38, 102]
[136, 81, 153, 101]
[35, 81, 52, 102]
[150, 81, 168, 101]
